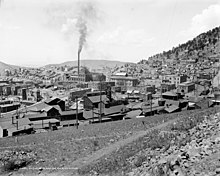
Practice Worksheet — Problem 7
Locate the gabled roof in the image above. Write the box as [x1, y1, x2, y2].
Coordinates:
[143, 106, 164, 113]
[195, 99, 213, 109]
[187, 96, 204, 103]
[60, 110, 83, 116]
[0, 118, 32, 130]
[32, 118, 59, 125]
[83, 110, 99, 119]
[27, 102, 50, 112]
[125, 110, 142, 118]
[115, 72, 128, 76]
[42, 106, 55, 112]
[44, 97, 61, 104]
[25, 112, 47, 120]
[162, 91, 178, 97]
[87, 95, 109, 104]
[165, 100, 180, 107]
[104, 104, 125, 115]
[51, 105, 62, 113]
[164, 105, 179, 113]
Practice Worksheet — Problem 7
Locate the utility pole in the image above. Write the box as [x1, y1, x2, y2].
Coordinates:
[76, 96, 78, 129]
[92, 105, 94, 123]
[150, 96, 152, 116]
[99, 80, 102, 123]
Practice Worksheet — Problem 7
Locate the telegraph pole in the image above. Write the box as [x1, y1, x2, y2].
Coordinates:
[150, 95, 152, 116]
[76, 96, 78, 129]
[99, 80, 102, 123]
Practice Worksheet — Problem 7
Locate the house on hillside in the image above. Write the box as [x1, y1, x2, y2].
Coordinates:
[0, 103, 20, 113]
[161, 83, 176, 93]
[160, 74, 187, 87]
[178, 82, 195, 93]
[110, 72, 139, 92]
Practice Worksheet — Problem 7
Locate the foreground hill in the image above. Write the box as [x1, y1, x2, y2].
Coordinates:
[44, 60, 133, 71]
[0, 108, 218, 175]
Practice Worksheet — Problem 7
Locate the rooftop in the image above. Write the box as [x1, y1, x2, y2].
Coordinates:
[162, 91, 178, 97]
[178, 81, 195, 86]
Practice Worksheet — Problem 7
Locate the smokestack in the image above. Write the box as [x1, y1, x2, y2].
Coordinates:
[78, 50, 80, 79]
[12, 116, 14, 124]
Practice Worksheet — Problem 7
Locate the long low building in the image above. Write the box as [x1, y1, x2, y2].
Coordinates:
[0, 117, 33, 138]
[0, 103, 20, 113]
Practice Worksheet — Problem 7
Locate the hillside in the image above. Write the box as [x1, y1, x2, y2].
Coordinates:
[139, 26, 220, 64]
[0, 61, 20, 76]
[0, 108, 218, 176]
[44, 60, 133, 71]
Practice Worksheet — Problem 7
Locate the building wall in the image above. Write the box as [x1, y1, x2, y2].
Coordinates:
[214, 93, 220, 100]
[146, 85, 155, 93]
[110, 77, 138, 91]
[178, 83, 195, 93]
[83, 96, 93, 110]
[0, 127, 3, 138]
[70, 89, 91, 100]
[161, 83, 175, 93]
[87, 81, 115, 91]
[161, 75, 187, 87]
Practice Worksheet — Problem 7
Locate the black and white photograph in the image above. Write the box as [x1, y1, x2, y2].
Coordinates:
[0, 0, 220, 175]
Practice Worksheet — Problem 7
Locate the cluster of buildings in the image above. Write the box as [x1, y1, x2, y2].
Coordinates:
[0, 54, 220, 138]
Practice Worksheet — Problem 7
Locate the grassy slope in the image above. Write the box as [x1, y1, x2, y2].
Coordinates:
[1, 108, 217, 175]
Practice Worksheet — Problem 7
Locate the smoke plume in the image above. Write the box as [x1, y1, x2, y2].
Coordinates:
[0, 0, 3, 7]
[77, 17, 87, 54]
[76, 2, 97, 54]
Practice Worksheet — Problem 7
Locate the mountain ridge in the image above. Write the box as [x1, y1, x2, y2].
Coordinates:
[43, 59, 133, 71]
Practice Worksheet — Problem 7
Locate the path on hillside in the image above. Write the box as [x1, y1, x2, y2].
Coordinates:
[18, 117, 180, 176]
[0, 134, 128, 150]
[69, 117, 179, 172]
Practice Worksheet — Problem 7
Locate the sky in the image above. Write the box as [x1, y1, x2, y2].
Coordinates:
[0, 0, 220, 67]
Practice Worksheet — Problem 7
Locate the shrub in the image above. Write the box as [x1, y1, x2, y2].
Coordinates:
[0, 149, 36, 173]
[133, 155, 148, 167]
